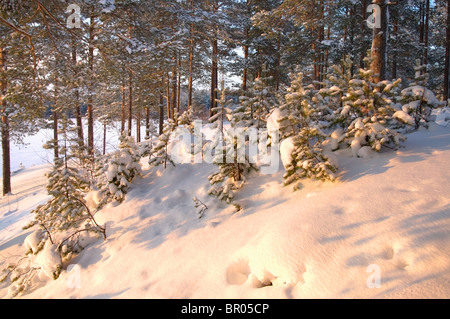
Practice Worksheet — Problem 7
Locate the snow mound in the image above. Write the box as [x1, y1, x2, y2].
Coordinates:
[267, 108, 288, 134]
[24, 230, 44, 254]
[228, 225, 307, 288]
[434, 107, 450, 127]
[35, 241, 62, 280]
[280, 137, 295, 169]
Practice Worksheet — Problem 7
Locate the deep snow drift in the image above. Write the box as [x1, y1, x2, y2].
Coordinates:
[0, 122, 449, 299]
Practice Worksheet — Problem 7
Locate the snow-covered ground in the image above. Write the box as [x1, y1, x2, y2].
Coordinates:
[1, 118, 450, 299]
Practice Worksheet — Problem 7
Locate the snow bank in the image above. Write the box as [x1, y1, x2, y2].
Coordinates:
[35, 241, 62, 280]
[434, 107, 450, 127]
[24, 231, 44, 254]
[280, 137, 295, 169]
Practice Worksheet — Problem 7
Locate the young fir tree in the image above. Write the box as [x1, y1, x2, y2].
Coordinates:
[237, 69, 277, 130]
[5, 116, 106, 296]
[280, 73, 338, 191]
[332, 56, 407, 155]
[97, 134, 142, 205]
[208, 82, 257, 205]
[148, 118, 177, 169]
[399, 59, 442, 130]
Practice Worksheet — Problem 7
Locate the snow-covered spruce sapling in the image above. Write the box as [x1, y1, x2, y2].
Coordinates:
[399, 59, 442, 130]
[2, 120, 106, 297]
[208, 82, 258, 204]
[277, 72, 317, 139]
[97, 134, 142, 204]
[277, 72, 338, 190]
[148, 118, 177, 169]
[336, 61, 407, 155]
[282, 128, 338, 191]
[237, 70, 277, 130]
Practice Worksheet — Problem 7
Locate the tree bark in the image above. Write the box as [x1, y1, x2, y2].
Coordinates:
[103, 121, 107, 155]
[424, 0, 430, 71]
[243, 25, 249, 92]
[87, 12, 95, 155]
[53, 82, 58, 161]
[177, 55, 181, 114]
[188, 0, 195, 111]
[159, 90, 164, 135]
[171, 56, 177, 118]
[72, 36, 83, 146]
[0, 47, 11, 196]
[145, 106, 150, 139]
[166, 72, 171, 120]
[136, 107, 141, 143]
[121, 75, 126, 134]
[370, 0, 388, 83]
[392, 17, 398, 79]
[210, 38, 218, 116]
[128, 71, 133, 136]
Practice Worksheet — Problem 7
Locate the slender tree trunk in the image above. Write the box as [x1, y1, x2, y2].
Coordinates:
[243, 24, 249, 92]
[145, 106, 150, 139]
[166, 72, 171, 120]
[445, 0, 450, 101]
[370, 0, 388, 83]
[136, 108, 141, 143]
[275, 34, 281, 91]
[159, 90, 164, 135]
[210, 38, 218, 116]
[360, 0, 367, 69]
[188, 0, 195, 111]
[103, 121, 107, 155]
[1, 47, 11, 196]
[87, 12, 95, 155]
[171, 56, 177, 118]
[424, 0, 430, 72]
[177, 56, 181, 114]
[121, 75, 126, 134]
[392, 18, 398, 79]
[53, 82, 59, 161]
[72, 36, 83, 146]
[128, 71, 133, 136]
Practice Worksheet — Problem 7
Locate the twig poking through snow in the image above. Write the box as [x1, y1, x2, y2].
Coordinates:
[193, 197, 208, 219]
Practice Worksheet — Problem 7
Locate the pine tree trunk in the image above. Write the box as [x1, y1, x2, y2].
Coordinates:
[166, 72, 171, 120]
[424, 0, 430, 72]
[392, 17, 398, 79]
[370, 0, 387, 83]
[159, 90, 164, 135]
[275, 34, 281, 91]
[136, 108, 141, 143]
[53, 82, 59, 161]
[72, 36, 83, 146]
[103, 121, 107, 155]
[171, 56, 177, 118]
[0, 47, 11, 196]
[210, 39, 218, 116]
[188, 0, 195, 111]
[445, 0, 450, 101]
[360, 0, 367, 69]
[128, 72, 133, 136]
[243, 25, 249, 92]
[177, 56, 181, 115]
[121, 76, 126, 134]
[87, 12, 95, 155]
[145, 106, 150, 139]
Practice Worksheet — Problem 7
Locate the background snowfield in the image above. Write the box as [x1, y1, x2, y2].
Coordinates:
[0, 119, 450, 299]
